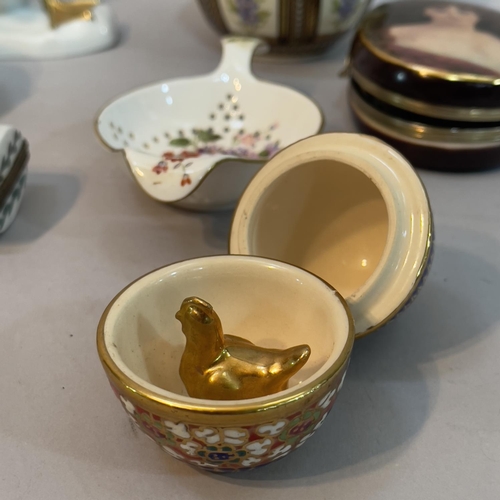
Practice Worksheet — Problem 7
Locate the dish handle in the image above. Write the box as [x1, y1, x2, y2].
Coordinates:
[212, 36, 268, 82]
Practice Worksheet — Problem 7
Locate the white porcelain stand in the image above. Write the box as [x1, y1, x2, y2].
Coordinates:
[0, 1, 119, 60]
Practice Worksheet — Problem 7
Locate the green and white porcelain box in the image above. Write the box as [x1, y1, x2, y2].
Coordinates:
[0, 125, 29, 234]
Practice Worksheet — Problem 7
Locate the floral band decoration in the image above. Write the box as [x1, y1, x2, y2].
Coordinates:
[227, 0, 271, 31]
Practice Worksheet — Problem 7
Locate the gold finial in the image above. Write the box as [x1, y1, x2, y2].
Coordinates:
[43, 0, 100, 29]
[176, 297, 311, 401]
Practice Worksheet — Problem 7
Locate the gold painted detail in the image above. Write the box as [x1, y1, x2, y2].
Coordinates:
[358, 30, 500, 86]
[349, 84, 500, 145]
[279, 0, 291, 40]
[176, 297, 311, 400]
[303, 0, 320, 39]
[359, 215, 434, 339]
[352, 68, 500, 122]
[43, 0, 99, 29]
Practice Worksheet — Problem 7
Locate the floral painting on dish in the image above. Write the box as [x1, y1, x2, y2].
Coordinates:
[152, 124, 280, 188]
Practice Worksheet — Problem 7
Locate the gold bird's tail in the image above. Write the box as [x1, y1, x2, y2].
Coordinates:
[279, 344, 311, 377]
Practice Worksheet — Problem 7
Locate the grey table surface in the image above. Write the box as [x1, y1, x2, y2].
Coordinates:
[1, 0, 499, 498]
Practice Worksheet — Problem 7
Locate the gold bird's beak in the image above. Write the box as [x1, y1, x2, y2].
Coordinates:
[175, 309, 183, 322]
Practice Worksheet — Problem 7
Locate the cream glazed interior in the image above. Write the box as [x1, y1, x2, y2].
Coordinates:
[100, 255, 353, 409]
[229, 133, 433, 337]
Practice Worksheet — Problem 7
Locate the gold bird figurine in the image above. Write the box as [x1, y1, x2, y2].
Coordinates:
[43, 0, 99, 29]
[176, 297, 311, 401]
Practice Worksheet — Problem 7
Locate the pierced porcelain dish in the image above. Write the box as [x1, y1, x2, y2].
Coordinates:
[0, 125, 29, 234]
[0, 0, 118, 60]
[230, 133, 434, 338]
[96, 37, 323, 211]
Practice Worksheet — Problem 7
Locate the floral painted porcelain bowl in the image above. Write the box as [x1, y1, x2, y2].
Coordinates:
[0, 125, 29, 234]
[95, 37, 323, 211]
[230, 133, 434, 338]
[197, 0, 372, 56]
[97, 255, 354, 472]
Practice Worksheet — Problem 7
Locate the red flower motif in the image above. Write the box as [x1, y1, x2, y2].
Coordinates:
[163, 150, 200, 161]
[180, 150, 200, 159]
[289, 420, 314, 436]
[142, 421, 166, 440]
[153, 164, 168, 175]
[152, 162, 168, 174]
[163, 152, 177, 160]
[181, 173, 192, 187]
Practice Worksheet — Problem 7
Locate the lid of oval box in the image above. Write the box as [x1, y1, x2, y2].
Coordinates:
[349, 1, 500, 121]
[229, 133, 433, 339]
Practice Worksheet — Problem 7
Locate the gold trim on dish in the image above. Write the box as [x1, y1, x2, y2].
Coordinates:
[358, 30, 500, 86]
[358, 215, 434, 338]
[352, 68, 500, 122]
[96, 256, 354, 423]
[349, 84, 500, 145]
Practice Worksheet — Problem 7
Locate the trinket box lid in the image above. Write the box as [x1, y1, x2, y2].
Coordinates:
[229, 133, 433, 339]
[349, 1, 500, 121]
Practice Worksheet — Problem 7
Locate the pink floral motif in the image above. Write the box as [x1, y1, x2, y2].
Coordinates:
[151, 123, 281, 187]
[239, 133, 257, 147]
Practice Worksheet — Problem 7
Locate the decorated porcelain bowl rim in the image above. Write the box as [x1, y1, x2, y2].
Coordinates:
[97, 255, 354, 415]
[229, 133, 433, 338]
[93, 37, 325, 205]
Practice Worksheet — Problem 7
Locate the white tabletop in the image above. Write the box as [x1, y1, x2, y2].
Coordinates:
[1, 1, 499, 498]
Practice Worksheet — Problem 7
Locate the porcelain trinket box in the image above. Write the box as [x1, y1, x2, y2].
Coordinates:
[347, 1, 500, 172]
[97, 255, 353, 472]
[0, 125, 29, 234]
[97, 133, 434, 472]
[96, 37, 323, 211]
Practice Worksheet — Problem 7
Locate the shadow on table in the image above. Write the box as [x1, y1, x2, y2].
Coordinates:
[0, 172, 80, 248]
[199, 209, 233, 251]
[0, 64, 34, 118]
[199, 233, 500, 486]
[1, 229, 498, 485]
